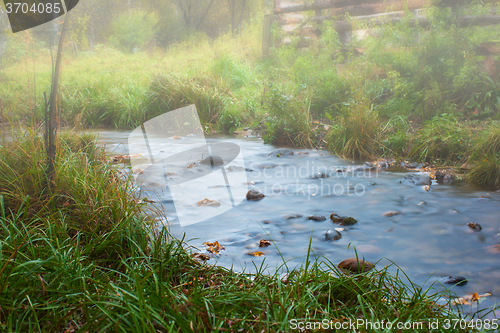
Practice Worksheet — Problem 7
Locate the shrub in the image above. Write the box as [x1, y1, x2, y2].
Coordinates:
[408, 114, 471, 163]
[145, 73, 232, 128]
[467, 155, 500, 189]
[263, 84, 314, 147]
[110, 10, 159, 52]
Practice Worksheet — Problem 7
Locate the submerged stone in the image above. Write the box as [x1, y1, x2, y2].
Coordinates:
[246, 190, 265, 201]
[325, 229, 342, 241]
[308, 215, 327, 221]
[440, 276, 467, 286]
[268, 148, 294, 157]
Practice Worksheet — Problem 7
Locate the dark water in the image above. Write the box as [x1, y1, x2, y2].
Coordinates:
[99, 130, 500, 318]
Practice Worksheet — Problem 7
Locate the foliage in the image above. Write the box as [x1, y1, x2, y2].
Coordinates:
[408, 114, 471, 163]
[467, 155, 500, 190]
[326, 88, 381, 159]
[263, 83, 314, 147]
[110, 10, 159, 52]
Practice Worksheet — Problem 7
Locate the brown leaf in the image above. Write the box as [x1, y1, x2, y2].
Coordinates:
[247, 251, 265, 257]
[203, 241, 225, 254]
[193, 253, 211, 261]
[197, 198, 221, 207]
[259, 239, 271, 247]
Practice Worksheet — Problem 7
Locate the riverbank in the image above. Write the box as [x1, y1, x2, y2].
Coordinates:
[0, 127, 486, 332]
[2, 6, 500, 189]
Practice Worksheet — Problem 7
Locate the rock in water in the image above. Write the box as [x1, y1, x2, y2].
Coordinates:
[325, 229, 342, 241]
[246, 190, 265, 201]
[200, 155, 224, 167]
[440, 276, 467, 286]
[284, 214, 303, 220]
[382, 211, 400, 217]
[467, 222, 482, 231]
[330, 213, 358, 226]
[400, 174, 431, 186]
[338, 258, 375, 273]
[268, 148, 294, 157]
[354, 162, 376, 172]
[308, 215, 327, 221]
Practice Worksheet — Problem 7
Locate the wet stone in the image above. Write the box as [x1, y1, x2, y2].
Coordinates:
[330, 214, 357, 226]
[268, 148, 294, 157]
[325, 229, 342, 241]
[440, 276, 467, 286]
[400, 174, 431, 186]
[246, 190, 265, 201]
[284, 214, 303, 220]
[200, 155, 224, 167]
[354, 162, 376, 172]
[382, 211, 400, 217]
[338, 258, 375, 273]
[308, 215, 327, 221]
[467, 222, 482, 232]
[311, 172, 329, 179]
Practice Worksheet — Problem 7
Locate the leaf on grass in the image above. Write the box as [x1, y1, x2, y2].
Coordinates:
[193, 253, 211, 261]
[247, 251, 265, 257]
[203, 241, 225, 254]
[259, 239, 271, 247]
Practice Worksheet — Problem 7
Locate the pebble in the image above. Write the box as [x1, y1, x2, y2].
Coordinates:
[325, 229, 342, 241]
[467, 222, 482, 232]
[330, 213, 357, 226]
[382, 211, 400, 217]
[284, 214, 303, 220]
[268, 148, 294, 157]
[338, 258, 375, 273]
[440, 276, 467, 286]
[400, 174, 431, 186]
[308, 215, 327, 221]
[246, 190, 265, 201]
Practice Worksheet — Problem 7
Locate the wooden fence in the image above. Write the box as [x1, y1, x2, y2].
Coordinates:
[262, 0, 500, 56]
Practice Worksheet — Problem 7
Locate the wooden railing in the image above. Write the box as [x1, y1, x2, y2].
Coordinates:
[262, 0, 500, 55]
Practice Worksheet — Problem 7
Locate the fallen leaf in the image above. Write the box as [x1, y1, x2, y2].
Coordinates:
[173, 135, 181, 140]
[193, 253, 211, 261]
[247, 251, 265, 257]
[197, 198, 221, 207]
[259, 240, 271, 247]
[203, 241, 225, 254]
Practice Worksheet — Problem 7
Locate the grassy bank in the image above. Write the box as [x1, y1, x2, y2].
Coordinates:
[1, 5, 500, 188]
[0, 128, 484, 332]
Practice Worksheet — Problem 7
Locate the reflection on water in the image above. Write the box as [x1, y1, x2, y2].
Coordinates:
[99, 130, 500, 316]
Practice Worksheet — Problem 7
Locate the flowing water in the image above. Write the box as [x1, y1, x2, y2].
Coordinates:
[99, 130, 500, 317]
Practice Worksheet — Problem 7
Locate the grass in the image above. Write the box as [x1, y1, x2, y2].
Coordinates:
[0, 127, 485, 332]
[2, 4, 500, 189]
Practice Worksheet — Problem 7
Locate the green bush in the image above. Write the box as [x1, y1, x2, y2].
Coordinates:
[110, 10, 159, 52]
[408, 114, 471, 163]
[263, 84, 314, 147]
[467, 155, 500, 189]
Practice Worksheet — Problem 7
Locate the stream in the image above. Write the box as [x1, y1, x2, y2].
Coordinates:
[99, 129, 500, 318]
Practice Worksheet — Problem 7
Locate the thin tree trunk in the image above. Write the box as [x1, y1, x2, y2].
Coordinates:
[46, 12, 70, 180]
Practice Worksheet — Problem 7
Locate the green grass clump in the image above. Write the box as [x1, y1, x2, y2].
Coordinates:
[467, 155, 500, 189]
[470, 122, 500, 159]
[0, 128, 475, 331]
[263, 84, 314, 147]
[145, 73, 232, 129]
[408, 114, 471, 163]
[326, 92, 381, 159]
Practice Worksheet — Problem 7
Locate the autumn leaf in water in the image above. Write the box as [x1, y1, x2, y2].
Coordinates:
[197, 198, 221, 207]
[203, 241, 225, 254]
[259, 239, 271, 247]
[247, 251, 265, 257]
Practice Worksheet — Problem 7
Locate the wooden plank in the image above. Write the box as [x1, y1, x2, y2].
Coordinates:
[281, 15, 500, 32]
[275, 0, 500, 15]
